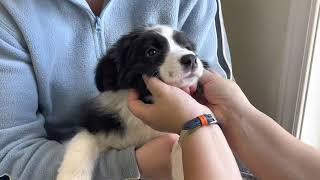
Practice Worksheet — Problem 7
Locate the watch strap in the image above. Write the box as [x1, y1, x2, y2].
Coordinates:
[179, 114, 219, 145]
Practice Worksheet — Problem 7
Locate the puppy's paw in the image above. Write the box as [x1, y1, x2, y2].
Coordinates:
[56, 172, 92, 180]
[57, 130, 99, 180]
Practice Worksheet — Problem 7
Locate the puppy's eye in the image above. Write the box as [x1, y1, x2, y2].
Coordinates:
[146, 48, 158, 57]
[185, 45, 192, 51]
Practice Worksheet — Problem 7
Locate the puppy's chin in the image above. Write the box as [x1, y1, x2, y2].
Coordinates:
[164, 76, 200, 95]
[180, 83, 198, 95]
[159, 65, 204, 95]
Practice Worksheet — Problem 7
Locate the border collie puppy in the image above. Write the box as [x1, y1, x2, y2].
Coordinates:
[57, 25, 208, 180]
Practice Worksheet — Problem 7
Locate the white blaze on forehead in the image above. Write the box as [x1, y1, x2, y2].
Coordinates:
[151, 25, 194, 55]
[148, 25, 204, 88]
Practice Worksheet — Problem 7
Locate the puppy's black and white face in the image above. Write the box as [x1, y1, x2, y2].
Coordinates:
[95, 25, 207, 98]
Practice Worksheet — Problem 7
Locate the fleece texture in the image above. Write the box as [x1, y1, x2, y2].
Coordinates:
[0, 0, 231, 179]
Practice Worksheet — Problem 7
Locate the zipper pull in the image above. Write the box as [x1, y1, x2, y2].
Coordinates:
[95, 17, 102, 32]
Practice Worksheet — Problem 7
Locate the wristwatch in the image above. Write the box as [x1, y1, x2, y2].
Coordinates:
[178, 114, 219, 145]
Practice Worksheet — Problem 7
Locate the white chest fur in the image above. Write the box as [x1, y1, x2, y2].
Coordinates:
[57, 90, 183, 180]
[95, 90, 161, 150]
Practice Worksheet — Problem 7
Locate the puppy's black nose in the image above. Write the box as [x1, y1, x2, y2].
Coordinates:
[180, 54, 197, 69]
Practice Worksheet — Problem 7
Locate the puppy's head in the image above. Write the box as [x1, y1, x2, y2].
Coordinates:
[95, 25, 208, 98]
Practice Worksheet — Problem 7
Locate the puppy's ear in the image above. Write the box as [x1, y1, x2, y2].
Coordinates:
[95, 29, 144, 92]
[95, 48, 120, 92]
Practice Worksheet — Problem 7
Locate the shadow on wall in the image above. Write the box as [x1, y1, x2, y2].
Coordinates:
[221, 0, 291, 120]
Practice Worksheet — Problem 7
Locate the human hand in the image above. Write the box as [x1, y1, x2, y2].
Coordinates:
[128, 76, 211, 134]
[198, 70, 253, 128]
[136, 134, 178, 180]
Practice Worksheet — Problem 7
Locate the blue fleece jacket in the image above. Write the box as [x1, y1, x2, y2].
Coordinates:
[0, 0, 231, 179]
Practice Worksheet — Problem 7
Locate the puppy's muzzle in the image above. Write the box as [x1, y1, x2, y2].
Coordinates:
[180, 54, 198, 71]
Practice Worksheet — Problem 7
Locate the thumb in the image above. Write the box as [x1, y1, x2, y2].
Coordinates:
[143, 75, 169, 97]
[199, 69, 220, 85]
[127, 89, 155, 122]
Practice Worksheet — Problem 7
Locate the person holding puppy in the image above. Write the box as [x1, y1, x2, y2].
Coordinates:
[128, 70, 320, 180]
[0, 0, 232, 179]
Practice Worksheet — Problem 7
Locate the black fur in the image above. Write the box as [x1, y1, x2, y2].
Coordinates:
[173, 31, 196, 52]
[201, 59, 209, 69]
[80, 100, 125, 134]
[82, 27, 209, 133]
[82, 28, 172, 133]
[0, 175, 10, 180]
[95, 28, 169, 102]
[82, 112, 124, 135]
[173, 31, 209, 71]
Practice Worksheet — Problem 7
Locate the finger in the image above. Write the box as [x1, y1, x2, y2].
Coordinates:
[143, 75, 169, 97]
[127, 89, 140, 101]
[192, 93, 208, 105]
[181, 86, 191, 94]
[199, 69, 220, 85]
[127, 89, 155, 121]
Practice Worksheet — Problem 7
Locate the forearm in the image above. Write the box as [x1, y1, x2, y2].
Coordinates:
[224, 105, 320, 180]
[136, 134, 178, 180]
[181, 125, 241, 180]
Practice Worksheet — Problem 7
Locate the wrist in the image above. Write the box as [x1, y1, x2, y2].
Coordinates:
[180, 124, 221, 145]
[177, 107, 212, 134]
[179, 113, 218, 144]
[218, 103, 258, 152]
[217, 101, 255, 130]
[174, 105, 212, 134]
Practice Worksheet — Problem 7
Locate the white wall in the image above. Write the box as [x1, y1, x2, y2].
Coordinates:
[301, 43, 320, 148]
[221, 0, 292, 120]
[301, 13, 320, 147]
